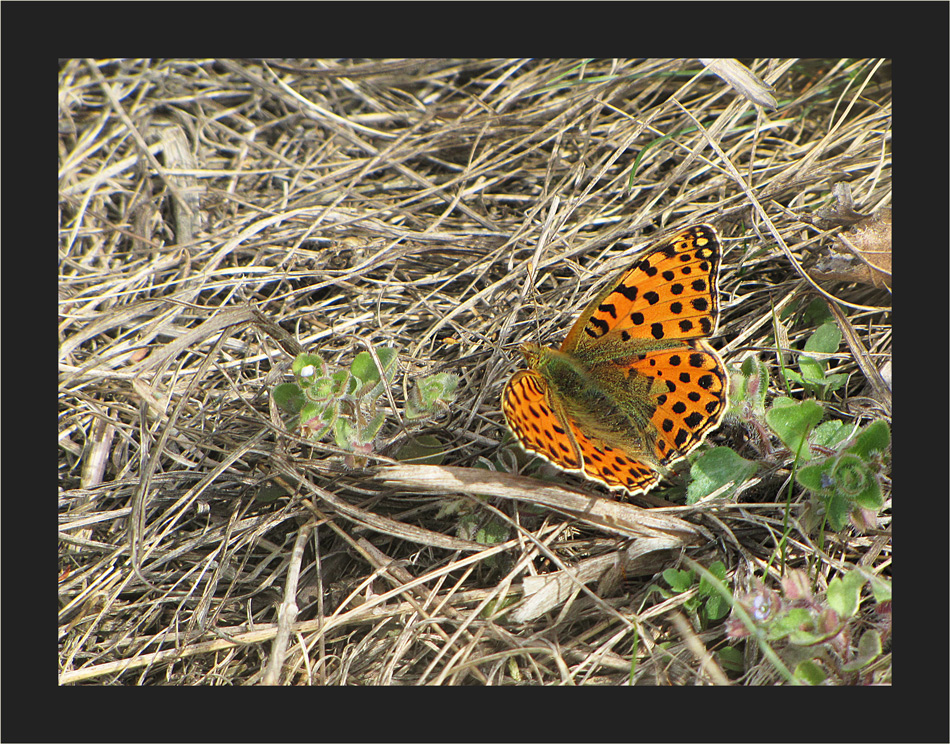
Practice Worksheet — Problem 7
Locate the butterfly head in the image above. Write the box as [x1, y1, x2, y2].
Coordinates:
[518, 341, 543, 366]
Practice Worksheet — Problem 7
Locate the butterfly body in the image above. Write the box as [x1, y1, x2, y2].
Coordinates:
[502, 224, 729, 495]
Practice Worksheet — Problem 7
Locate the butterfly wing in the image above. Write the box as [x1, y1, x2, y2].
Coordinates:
[502, 370, 584, 472]
[502, 368, 662, 493]
[561, 224, 722, 355]
[561, 414, 662, 493]
[591, 340, 729, 468]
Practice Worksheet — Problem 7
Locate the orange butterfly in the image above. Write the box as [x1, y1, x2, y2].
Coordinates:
[502, 224, 728, 495]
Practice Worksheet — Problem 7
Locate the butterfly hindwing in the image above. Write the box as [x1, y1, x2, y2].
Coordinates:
[617, 341, 729, 465]
[502, 370, 583, 472]
[503, 368, 664, 493]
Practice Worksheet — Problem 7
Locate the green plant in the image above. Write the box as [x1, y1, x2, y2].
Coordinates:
[685, 446, 758, 504]
[779, 299, 849, 399]
[726, 568, 891, 685]
[724, 355, 771, 454]
[272, 347, 459, 459]
[406, 372, 459, 420]
[707, 355, 890, 535]
[795, 419, 890, 532]
[653, 560, 731, 629]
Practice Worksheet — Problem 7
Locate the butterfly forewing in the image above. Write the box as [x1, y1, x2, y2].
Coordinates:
[563, 224, 721, 354]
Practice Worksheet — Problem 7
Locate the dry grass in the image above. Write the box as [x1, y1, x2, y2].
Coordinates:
[59, 59, 891, 686]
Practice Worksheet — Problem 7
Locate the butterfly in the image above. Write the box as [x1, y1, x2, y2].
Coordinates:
[502, 224, 729, 495]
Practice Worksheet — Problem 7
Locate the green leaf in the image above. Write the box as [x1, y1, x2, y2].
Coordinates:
[782, 368, 804, 387]
[333, 406, 386, 452]
[255, 483, 286, 504]
[351, 346, 398, 385]
[302, 399, 337, 426]
[697, 561, 727, 595]
[853, 477, 884, 511]
[809, 420, 850, 449]
[299, 401, 321, 425]
[824, 490, 851, 531]
[299, 400, 336, 440]
[428, 372, 459, 400]
[821, 372, 849, 392]
[799, 297, 833, 328]
[766, 398, 824, 459]
[663, 568, 694, 593]
[686, 447, 758, 504]
[406, 372, 460, 419]
[309, 373, 347, 402]
[717, 645, 744, 675]
[841, 630, 883, 672]
[350, 352, 379, 384]
[650, 584, 675, 601]
[829, 453, 869, 495]
[866, 574, 892, 603]
[796, 461, 831, 492]
[745, 360, 769, 413]
[703, 593, 730, 622]
[329, 369, 352, 397]
[476, 519, 510, 546]
[292, 353, 326, 378]
[799, 356, 827, 383]
[826, 571, 864, 618]
[794, 659, 827, 685]
[804, 322, 842, 355]
[768, 607, 816, 643]
[848, 419, 891, 459]
[273, 383, 305, 413]
[333, 417, 357, 450]
[395, 434, 447, 465]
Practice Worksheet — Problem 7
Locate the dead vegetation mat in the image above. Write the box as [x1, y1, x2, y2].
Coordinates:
[59, 59, 891, 686]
